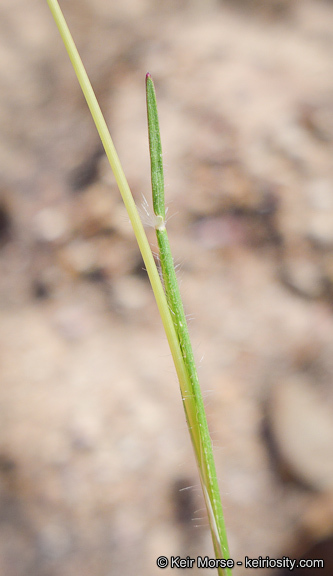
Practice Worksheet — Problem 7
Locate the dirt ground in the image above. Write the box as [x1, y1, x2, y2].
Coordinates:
[0, 1, 333, 575]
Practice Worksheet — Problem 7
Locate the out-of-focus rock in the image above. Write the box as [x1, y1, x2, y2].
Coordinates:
[306, 179, 333, 212]
[33, 207, 69, 244]
[58, 239, 97, 276]
[71, 183, 117, 238]
[301, 493, 333, 542]
[308, 212, 333, 248]
[268, 375, 333, 491]
[299, 101, 333, 143]
[110, 275, 150, 312]
[279, 255, 324, 299]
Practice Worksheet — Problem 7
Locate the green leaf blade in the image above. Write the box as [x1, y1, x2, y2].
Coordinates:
[146, 73, 165, 221]
[147, 74, 232, 575]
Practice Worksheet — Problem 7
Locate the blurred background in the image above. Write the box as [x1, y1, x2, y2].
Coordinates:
[0, 0, 333, 574]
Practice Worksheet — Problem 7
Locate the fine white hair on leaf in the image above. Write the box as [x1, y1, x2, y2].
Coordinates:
[152, 249, 160, 261]
[192, 511, 209, 528]
[164, 206, 178, 225]
[192, 519, 208, 525]
[174, 262, 182, 273]
[173, 256, 185, 272]
[201, 389, 214, 401]
[140, 194, 156, 228]
[178, 484, 202, 494]
[140, 195, 176, 229]
[178, 485, 195, 492]
[193, 506, 208, 515]
[210, 443, 224, 453]
[209, 430, 223, 447]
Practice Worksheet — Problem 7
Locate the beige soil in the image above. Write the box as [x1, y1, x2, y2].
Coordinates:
[0, 1, 333, 574]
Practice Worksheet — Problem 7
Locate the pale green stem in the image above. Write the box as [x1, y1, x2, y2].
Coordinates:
[46, 1, 231, 573]
[45, 0, 187, 387]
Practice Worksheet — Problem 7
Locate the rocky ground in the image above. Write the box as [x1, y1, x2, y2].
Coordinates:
[0, 1, 333, 574]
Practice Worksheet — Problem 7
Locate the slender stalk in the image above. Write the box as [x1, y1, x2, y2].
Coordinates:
[46, 1, 231, 572]
[146, 74, 231, 573]
[45, 0, 187, 392]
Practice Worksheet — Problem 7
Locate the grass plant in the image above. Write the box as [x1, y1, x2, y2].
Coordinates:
[46, 1, 232, 573]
